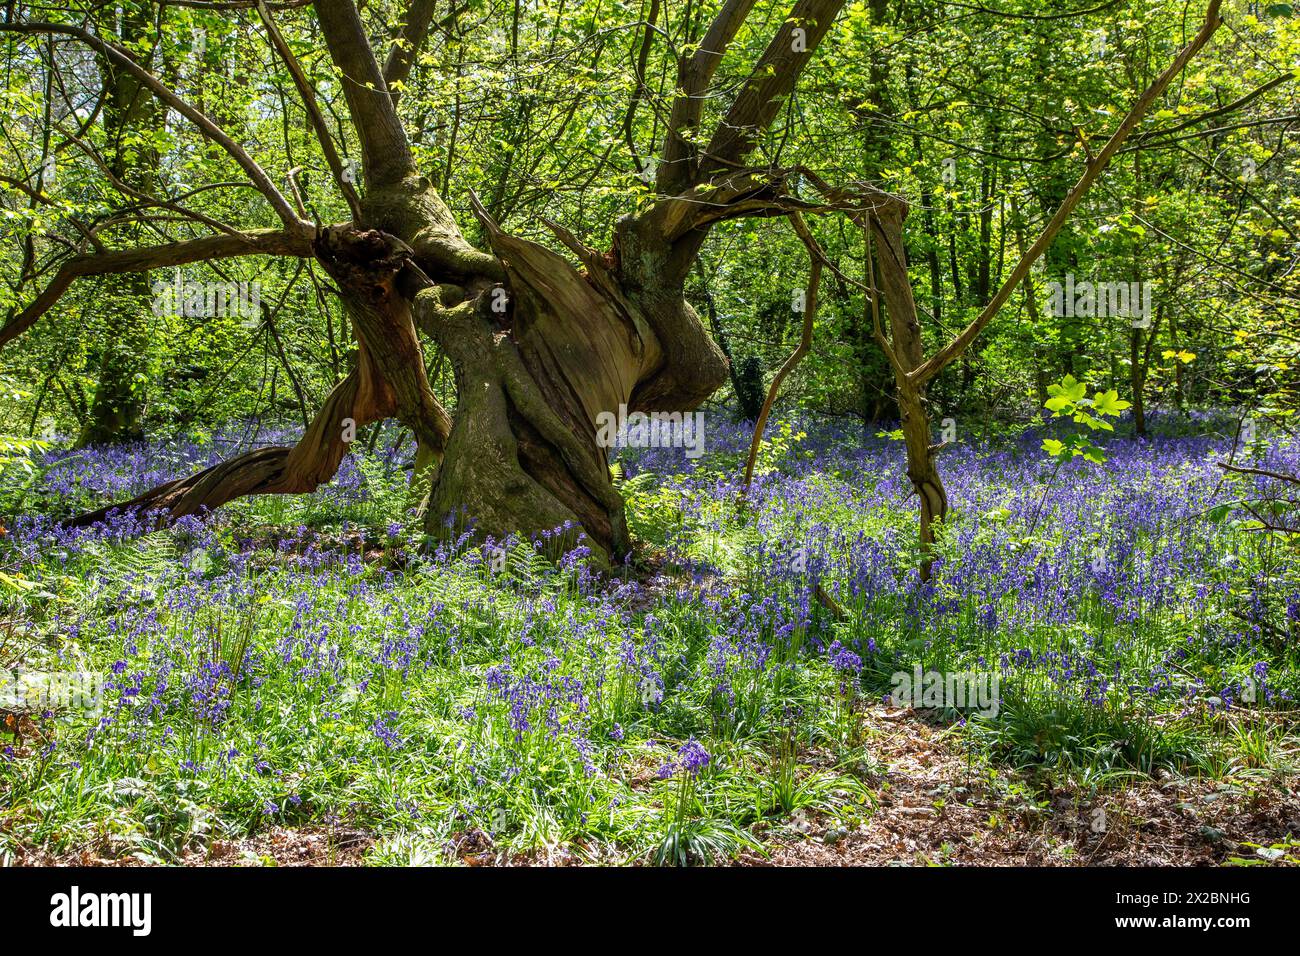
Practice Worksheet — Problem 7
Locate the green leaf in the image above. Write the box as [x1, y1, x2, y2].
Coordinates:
[1091, 389, 1131, 417]
[0, 571, 38, 593]
[1059, 375, 1086, 402]
[1206, 503, 1236, 524]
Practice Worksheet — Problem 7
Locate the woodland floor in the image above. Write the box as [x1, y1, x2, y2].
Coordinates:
[5, 419, 1299, 868]
[11, 703, 1297, 867]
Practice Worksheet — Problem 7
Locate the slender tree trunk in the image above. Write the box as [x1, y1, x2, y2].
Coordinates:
[1130, 325, 1147, 435]
[869, 200, 948, 580]
[79, 5, 160, 446]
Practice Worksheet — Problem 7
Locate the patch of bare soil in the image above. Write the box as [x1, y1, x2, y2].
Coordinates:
[737, 706, 1300, 867]
[182, 827, 375, 866]
[8, 827, 375, 867]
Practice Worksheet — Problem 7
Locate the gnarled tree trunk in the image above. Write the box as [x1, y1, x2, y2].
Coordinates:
[13, 0, 819, 563]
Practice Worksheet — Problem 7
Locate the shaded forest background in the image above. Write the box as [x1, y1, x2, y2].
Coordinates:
[0, 0, 1294, 455]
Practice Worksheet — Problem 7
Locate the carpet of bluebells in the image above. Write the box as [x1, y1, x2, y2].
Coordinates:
[0, 410, 1296, 864]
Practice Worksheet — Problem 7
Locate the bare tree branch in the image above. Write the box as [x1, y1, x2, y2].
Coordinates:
[256, 0, 365, 222]
[0, 19, 308, 231]
[658, 0, 758, 195]
[314, 0, 416, 190]
[1128, 71, 1293, 145]
[1219, 462, 1300, 485]
[0, 229, 313, 349]
[383, 0, 439, 104]
[53, 120, 246, 238]
[701, 0, 846, 183]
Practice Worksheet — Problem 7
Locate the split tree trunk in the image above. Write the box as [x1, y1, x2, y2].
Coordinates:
[72, 224, 452, 527]
[34, 0, 1216, 574]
